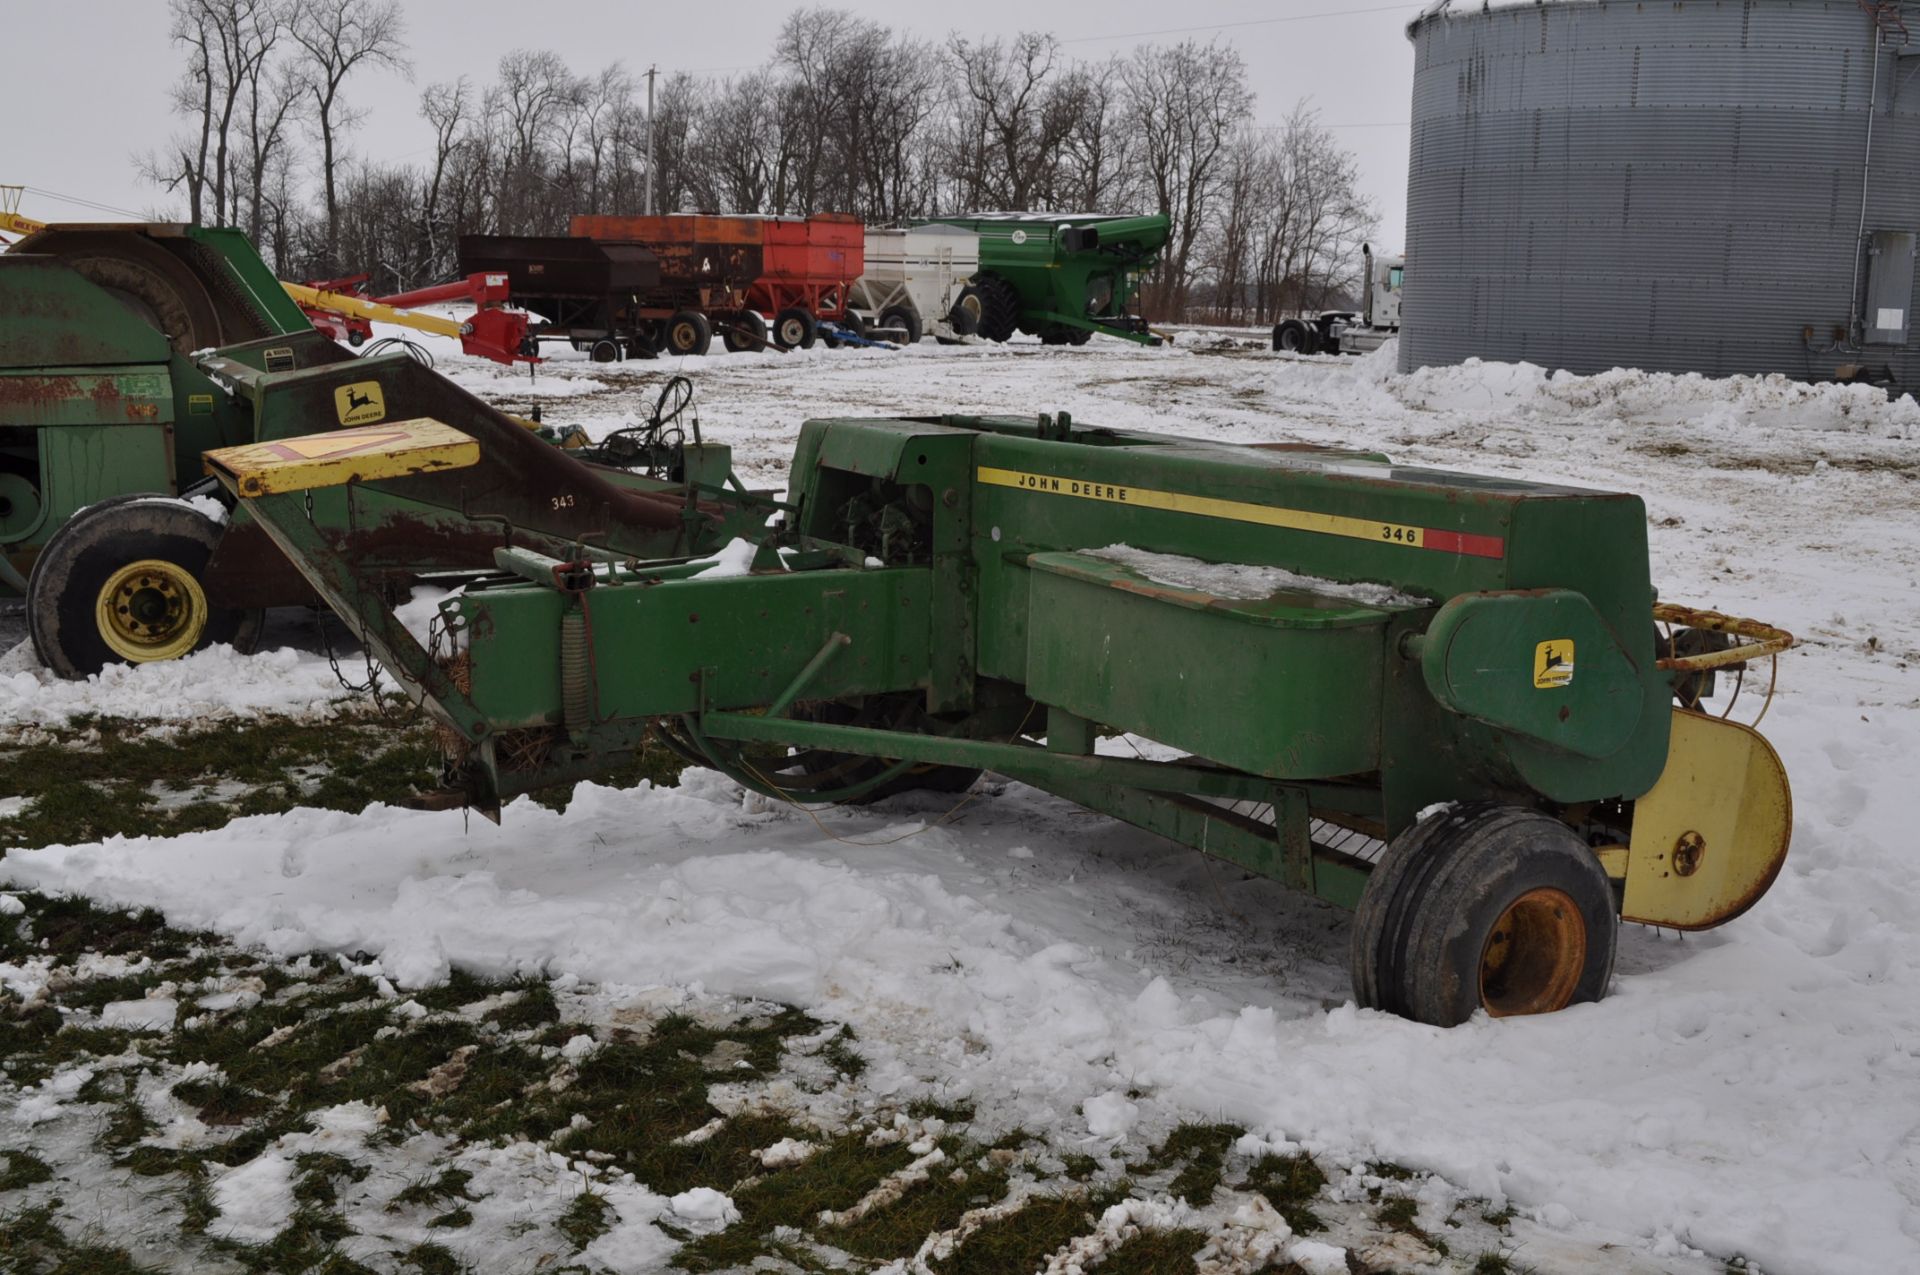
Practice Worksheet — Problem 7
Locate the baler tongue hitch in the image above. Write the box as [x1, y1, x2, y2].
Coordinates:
[206, 409, 1799, 1029]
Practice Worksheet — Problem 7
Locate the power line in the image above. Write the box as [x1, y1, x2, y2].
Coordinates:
[24, 186, 149, 219]
[1058, 3, 1423, 46]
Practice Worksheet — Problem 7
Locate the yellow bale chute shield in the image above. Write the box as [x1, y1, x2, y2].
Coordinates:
[204, 419, 481, 497]
[1624, 708, 1793, 930]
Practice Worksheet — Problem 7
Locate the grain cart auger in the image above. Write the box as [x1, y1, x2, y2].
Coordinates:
[206, 413, 1799, 1027]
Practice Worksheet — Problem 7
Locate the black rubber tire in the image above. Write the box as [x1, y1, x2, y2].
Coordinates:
[28, 498, 262, 680]
[772, 307, 817, 350]
[878, 306, 922, 346]
[1274, 319, 1311, 353]
[589, 338, 619, 364]
[1352, 804, 1617, 1027]
[663, 310, 712, 357]
[1040, 327, 1072, 346]
[1069, 328, 1092, 346]
[722, 311, 767, 353]
[971, 273, 1022, 343]
[948, 288, 983, 337]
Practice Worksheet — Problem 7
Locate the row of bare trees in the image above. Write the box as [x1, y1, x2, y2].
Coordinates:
[147, 2, 1377, 323]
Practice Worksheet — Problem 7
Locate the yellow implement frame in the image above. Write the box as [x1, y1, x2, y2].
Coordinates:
[204, 419, 481, 497]
[1, 186, 45, 239]
[280, 280, 469, 341]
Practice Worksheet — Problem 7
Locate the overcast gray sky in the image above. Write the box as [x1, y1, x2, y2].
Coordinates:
[3, 1, 1422, 250]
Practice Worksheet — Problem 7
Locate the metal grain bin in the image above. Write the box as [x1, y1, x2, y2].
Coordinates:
[1403, 0, 1920, 383]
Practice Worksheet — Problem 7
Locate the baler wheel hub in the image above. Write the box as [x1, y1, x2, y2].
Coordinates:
[96, 558, 209, 663]
[1478, 886, 1587, 1017]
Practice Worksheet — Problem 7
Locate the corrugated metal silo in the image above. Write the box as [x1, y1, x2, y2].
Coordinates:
[1402, 0, 1920, 382]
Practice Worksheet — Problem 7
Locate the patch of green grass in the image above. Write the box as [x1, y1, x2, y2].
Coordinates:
[0, 1150, 53, 1191]
[503, 1010, 823, 1194]
[0, 709, 688, 852]
[832, 1156, 1010, 1262]
[0, 892, 203, 963]
[401, 1241, 467, 1275]
[0, 1202, 159, 1272]
[1375, 1194, 1445, 1255]
[1096, 1227, 1210, 1274]
[1474, 1251, 1518, 1274]
[427, 1206, 473, 1229]
[1244, 1152, 1327, 1234]
[1141, 1122, 1242, 1207]
[482, 982, 559, 1031]
[1061, 1153, 1100, 1181]
[818, 1025, 866, 1080]
[674, 1133, 919, 1271]
[293, 1153, 369, 1210]
[927, 1189, 1116, 1275]
[172, 1077, 276, 1126]
[389, 1168, 476, 1211]
[557, 1191, 613, 1250]
[1481, 1202, 1517, 1229]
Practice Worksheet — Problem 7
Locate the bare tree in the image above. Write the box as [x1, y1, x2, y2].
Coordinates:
[290, 0, 409, 271]
[145, 0, 284, 226]
[1122, 39, 1255, 318]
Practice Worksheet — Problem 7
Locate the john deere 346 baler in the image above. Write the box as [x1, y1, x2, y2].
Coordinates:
[201, 399, 1796, 1028]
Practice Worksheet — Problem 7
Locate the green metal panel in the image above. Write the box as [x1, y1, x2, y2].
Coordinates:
[185, 226, 315, 333]
[0, 367, 174, 428]
[1023, 552, 1385, 778]
[1420, 589, 1642, 760]
[455, 567, 933, 728]
[0, 259, 172, 368]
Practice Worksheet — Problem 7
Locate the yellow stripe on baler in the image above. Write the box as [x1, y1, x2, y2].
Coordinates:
[977, 465, 1429, 550]
[204, 418, 480, 497]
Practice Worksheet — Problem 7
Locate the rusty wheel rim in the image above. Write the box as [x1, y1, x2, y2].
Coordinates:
[1478, 887, 1586, 1018]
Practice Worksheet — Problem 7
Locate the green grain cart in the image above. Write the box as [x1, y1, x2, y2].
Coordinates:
[919, 213, 1170, 347]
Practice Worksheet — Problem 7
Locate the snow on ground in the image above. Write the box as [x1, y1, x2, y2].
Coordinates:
[6, 332, 1920, 1271]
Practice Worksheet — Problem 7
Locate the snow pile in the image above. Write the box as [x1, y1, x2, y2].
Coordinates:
[6, 685, 1919, 1273]
[0, 640, 349, 729]
[1089, 545, 1434, 608]
[1390, 358, 1920, 439]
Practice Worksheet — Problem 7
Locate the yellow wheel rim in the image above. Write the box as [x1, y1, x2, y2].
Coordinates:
[95, 558, 209, 663]
[1478, 887, 1586, 1018]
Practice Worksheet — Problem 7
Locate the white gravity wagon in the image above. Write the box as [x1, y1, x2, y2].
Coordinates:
[849, 224, 982, 344]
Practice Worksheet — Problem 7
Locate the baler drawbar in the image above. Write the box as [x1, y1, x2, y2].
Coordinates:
[205, 406, 1796, 1028]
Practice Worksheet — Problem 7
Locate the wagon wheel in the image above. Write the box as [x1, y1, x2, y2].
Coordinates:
[722, 310, 768, 353]
[663, 310, 712, 356]
[879, 305, 921, 345]
[28, 497, 262, 680]
[772, 307, 817, 350]
[970, 273, 1021, 343]
[1351, 804, 1617, 1027]
[948, 287, 983, 337]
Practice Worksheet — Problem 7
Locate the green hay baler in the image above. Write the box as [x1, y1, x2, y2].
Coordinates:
[200, 397, 1797, 1028]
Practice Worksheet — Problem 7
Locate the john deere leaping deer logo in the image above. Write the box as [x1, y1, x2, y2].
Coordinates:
[333, 381, 387, 426]
[1533, 639, 1576, 690]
